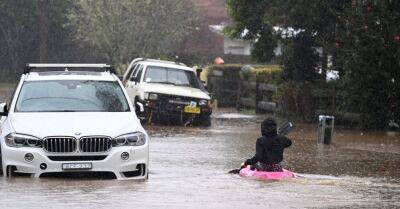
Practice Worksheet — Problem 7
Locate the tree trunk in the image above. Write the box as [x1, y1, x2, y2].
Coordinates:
[321, 48, 328, 81]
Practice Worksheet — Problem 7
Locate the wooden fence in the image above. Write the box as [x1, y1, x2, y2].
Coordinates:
[208, 73, 277, 113]
[237, 78, 277, 113]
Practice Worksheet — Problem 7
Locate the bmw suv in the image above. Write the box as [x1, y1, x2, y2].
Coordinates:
[0, 64, 149, 180]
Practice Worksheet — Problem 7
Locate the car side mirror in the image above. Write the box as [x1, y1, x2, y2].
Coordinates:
[201, 81, 209, 91]
[136, 101, 144, 113]
[0, 103, 8, 116]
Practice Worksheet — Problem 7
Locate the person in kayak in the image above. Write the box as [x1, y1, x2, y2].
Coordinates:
[243, 118, 292, 172]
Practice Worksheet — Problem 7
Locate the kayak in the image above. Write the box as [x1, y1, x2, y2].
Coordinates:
[239, 166, 295, 181]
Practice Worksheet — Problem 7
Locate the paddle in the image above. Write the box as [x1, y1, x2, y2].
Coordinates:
[228, 121, 294, 174]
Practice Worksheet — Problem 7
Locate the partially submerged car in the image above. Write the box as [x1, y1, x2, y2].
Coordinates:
[122, 58, 212, 126]
[0, 64, 149, 180]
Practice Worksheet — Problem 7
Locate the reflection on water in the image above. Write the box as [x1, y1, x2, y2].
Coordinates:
[0, 114, 399, 208]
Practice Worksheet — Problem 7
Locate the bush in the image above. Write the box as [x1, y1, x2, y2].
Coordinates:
[273, 82, 316, 122]
[240, 65, 283, 84]
[206, 64, 244, 80]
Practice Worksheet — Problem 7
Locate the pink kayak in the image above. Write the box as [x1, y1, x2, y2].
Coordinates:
[239, 166, 295, 181]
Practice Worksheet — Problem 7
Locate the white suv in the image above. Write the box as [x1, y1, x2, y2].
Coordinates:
[0, 64, 149, 180]
[122, 58, 212, 126]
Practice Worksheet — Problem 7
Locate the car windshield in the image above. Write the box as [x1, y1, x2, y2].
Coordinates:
[15, 80, 130, 112]
[143, 66, 201, 89]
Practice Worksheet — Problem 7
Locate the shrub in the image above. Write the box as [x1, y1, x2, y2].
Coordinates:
[273, 82, 316, 122]
[206, 64, 244, 79]
[240, 65, 283, 84]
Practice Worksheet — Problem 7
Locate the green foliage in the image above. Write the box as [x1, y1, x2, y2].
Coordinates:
[281, 32, 319, 84]
[273, 82, 316, 122]
[225, 0, 277, 62]
[240, 65, 283, 84]
[335, 0, 400, 129]
[227, 0, 400, 129]
[207, 64, 283, 84]
[0, 0, 38, 78]
[207, 64, 244, 79]
[251, 29, 277, 62]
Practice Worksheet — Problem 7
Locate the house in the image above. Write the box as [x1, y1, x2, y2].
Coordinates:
[185, 0, 253, 62]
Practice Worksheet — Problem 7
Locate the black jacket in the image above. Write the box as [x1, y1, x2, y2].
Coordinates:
[245, 133, 292, 165]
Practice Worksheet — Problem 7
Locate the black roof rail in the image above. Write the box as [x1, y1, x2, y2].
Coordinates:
[24, 63, 116, 74]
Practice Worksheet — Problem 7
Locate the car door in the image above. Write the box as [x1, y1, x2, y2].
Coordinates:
[126, 64, 144, 103]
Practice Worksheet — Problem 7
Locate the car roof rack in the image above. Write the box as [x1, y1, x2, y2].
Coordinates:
[24, 63, 116, 74]
[136, 58, 187, 67]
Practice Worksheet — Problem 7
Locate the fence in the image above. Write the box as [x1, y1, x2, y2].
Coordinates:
[208, 71, 277, 113]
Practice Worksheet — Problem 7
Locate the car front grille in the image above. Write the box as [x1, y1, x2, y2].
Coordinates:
[47, 155, 107, 161]
[43, 137, 77, 153]
[79, 137, 112, 152]
[157, 94, 198, 112]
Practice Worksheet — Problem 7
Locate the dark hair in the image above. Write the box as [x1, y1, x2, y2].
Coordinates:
[261, 118, 277, 136]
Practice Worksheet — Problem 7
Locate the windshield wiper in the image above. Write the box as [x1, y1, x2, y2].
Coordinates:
[175, 83, 191, 87]
[36, 110, 77, 112]
[149, 81, 177, 86]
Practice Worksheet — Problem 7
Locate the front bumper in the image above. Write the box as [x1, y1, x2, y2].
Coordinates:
[139, 98, 212, 117]
[1, 144, 149, 180]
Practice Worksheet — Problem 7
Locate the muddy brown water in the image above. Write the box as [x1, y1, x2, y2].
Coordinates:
[0, 112, 399, 208]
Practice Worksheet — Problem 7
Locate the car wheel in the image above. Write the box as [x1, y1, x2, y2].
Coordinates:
[0, 145, 2, 175]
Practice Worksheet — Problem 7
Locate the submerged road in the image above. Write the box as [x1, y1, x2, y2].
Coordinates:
[0, 112, 399, 208]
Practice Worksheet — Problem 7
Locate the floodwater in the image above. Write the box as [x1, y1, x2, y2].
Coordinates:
[0, 112, 399, 208]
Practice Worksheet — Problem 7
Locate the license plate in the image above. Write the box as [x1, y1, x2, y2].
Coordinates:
[184, 106, 200, 114]
[62, 163, 92, 170]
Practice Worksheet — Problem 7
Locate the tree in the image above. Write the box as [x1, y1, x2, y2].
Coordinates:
[68, 0, 198, 64]
[0, 0, 87, 80]
[0, 0, 38, 78]
[227, 0, 400, 129]
[336, 0, 400, 129]
[225, 0, 277, 63]
[226, 0, 323, 83]
[281, 32, 319, 84]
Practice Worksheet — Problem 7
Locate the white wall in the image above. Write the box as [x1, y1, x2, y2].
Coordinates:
[223, 37, 252, 55]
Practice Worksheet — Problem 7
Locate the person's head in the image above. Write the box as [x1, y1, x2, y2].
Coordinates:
[261, 118, 277, 136]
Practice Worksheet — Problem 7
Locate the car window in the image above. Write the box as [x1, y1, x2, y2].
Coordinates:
[128, 64, 140, 80]
[133, 65, 144, 83]
[15, 80, 130, 112]
[143, 66, 200, 89]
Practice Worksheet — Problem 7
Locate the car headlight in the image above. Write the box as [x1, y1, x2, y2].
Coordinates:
[5, 133, 42, 148]
[148, 93, 158, 100]
[199, 99, 208, 106]
[113, 132, 147, 146]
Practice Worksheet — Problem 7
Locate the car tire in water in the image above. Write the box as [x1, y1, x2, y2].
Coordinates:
[0, 145, 2, 176]
[200, 115, 212, 127]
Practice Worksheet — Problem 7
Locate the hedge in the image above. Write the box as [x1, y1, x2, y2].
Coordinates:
[240, 65, 283, 84]
[206, 64, 283, 82]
